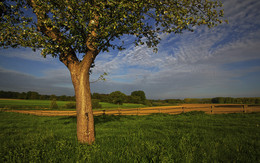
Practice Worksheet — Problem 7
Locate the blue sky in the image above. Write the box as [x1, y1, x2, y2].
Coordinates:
[1, 0, 260, 99]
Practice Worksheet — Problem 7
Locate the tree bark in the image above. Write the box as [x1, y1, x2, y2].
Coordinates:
[69, 51, 96, 144]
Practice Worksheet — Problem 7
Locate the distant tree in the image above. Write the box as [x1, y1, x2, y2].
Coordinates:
[212, 97, 225, 104]
[92, 99, 102, 109]
[92, 93, 101, 100]
[18, 92, 27, 99]
[184, 98, 191, 103]
[224, 97, 233, 104]
[50, 94, 57, 100]
[109, 91, 126, 105]
[1, 0, 226, 144]
[50, 98, 59, 109]
[59, 95, 67, 101]
[26, 91, 40, 99]
[131, 90, 146, 104]
[256, 98, 260, 104]
[130, 95, 142, 104]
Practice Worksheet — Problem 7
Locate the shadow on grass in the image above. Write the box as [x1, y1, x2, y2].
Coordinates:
[58, 114, 136, 125]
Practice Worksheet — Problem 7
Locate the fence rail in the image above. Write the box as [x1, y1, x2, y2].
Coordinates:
[3, 104, 260, 116]
[93, 104, 260, 116]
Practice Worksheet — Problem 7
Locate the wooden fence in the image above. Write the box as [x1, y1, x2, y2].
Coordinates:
[4, 104, 260, 116]
[93, 104, 260, 116]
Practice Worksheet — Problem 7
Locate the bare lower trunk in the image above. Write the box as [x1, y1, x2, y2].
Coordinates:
[71, 66, 95, 144]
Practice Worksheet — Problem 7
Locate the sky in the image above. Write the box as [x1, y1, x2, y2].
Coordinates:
[0, 0, 260, 99]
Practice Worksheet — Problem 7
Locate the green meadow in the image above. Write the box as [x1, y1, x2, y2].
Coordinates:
[0, 99, 70, 109]
[0, 99, 146, 110]
[0, 111, 259, 162]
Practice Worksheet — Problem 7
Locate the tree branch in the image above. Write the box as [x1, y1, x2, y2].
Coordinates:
[29, 0, 79, 69]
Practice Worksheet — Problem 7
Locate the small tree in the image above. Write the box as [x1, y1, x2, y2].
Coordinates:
[50, 99, 59, 109]
[1, 0, 226, 144]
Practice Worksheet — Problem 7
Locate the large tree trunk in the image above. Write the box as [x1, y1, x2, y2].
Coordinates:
[69, 52, 96, 144]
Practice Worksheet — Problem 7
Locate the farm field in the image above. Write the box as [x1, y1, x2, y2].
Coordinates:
[0, 99, 146, 110]
[0, 111, 259, 162]
[0, 99, 72, 109]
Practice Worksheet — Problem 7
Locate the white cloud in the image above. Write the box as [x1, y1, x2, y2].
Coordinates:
[91, 0, 260, 98]
[0, 48, 58, 63]
[0, 67, 74, 95]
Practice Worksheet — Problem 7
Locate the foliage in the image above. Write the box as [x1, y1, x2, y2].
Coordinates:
[50, 99, 59, 109]
[131, 90, 146, 104]
[92, 99, 102, 109]
[65, 102, 76, 109]
[0, 112, 259, 162]
[150, 97, 260, 106]
[1, 0, 226, 55]
[109, 91, 126, 105]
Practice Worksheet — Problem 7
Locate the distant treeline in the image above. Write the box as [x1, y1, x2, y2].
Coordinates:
[92, 93, 260, 105]
[1, 90, 260, 105]
[152, 97, 260, 105]
[0, 90, 75, 101]
[92, 90, 147, 105]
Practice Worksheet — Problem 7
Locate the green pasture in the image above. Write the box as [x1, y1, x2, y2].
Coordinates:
[0, 99, 146, 110]
[99, 102, 146, 110]
[0, 111, 259, 162]
[0, 99, 72, 109]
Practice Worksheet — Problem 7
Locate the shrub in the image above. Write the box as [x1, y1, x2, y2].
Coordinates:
[92, 99, 102, 109]
[50, 99, 59, 109]
[65, 102, 76, 109]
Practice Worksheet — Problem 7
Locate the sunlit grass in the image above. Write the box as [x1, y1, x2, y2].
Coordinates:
[0, 111, 259, 162]
[0, 99, 146, 110]
[99, 102, 146, 110]
[0, 99, 73, 109]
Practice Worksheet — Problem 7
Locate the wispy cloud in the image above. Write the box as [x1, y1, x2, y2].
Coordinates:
[0, 67, 74, 95]
[0, 48, 58, 63]
[91, 0, 260, 98]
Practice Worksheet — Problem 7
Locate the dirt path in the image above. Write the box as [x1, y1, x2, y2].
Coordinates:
[3, 104, 260, 116]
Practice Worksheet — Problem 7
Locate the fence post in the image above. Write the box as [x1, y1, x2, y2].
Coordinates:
[103, 110, 106, 115]
[118, 109, 121, 115]
[211, 105, 214, 114]
[137, 108, 139, 115]
[182, 107, 184, 113]
[243, 105, 247, 113]
[159, 108, 161, 114]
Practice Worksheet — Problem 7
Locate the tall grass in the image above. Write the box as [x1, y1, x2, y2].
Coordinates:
[0, 111, 259, 162]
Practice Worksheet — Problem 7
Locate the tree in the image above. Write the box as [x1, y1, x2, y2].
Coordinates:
[1, 0, 226, 144]
[131, 90, 146, 104]
[109, 91, 126, 105]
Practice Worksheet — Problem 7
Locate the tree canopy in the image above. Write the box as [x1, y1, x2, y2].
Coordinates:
[1, 0, 226, 58]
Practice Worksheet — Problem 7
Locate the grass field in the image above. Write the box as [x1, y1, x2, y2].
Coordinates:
[0, 99, 146, 110]
[0, 99, 73, 109]
[99, 102, 146, 110]
[0, 111, 259, 162]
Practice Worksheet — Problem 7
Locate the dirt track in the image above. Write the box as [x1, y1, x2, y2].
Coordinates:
[4, 104, 260, 116]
